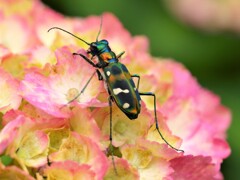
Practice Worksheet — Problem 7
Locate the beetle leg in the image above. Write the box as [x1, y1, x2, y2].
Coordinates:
[139, 92, 184, 153]
[116, 51, 125, 59]
[96, 69, 103, 81]
[96, 61, 108, 68]
[47, 156, 51, 166]
[73, 53, 97, 68]
[108, 96, 118, 174]
[131, 74, 140, 90]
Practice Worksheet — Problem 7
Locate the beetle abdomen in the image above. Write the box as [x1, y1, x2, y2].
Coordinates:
[104, 62, 141, 119]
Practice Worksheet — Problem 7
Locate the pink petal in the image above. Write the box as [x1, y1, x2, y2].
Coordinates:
[121, 140, 177, 179]
[0, 68, 22, 113]
[44, 161, 96, 180]
[70, 106, 103, 147]
[0, 165, 35, 180]
[0, 45, 11, 60]
[135, 138, 182, 160]
[20, 71, 72, 118]
[140, 158, 173, 180]
[104, 158, 139, 180]
[49, 132, 108, 180]
[146, 109, 183, 150]
[0, 115, 25, 154]
[196, 89, 231, 137]
[0, 15, 38, 53]
[16, 130, 49, 167]
[26, 46, 56, 70]
[169, 155, 221, 180]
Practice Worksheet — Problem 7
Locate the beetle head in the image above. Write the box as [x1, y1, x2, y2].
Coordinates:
[87, 40, 109, 56]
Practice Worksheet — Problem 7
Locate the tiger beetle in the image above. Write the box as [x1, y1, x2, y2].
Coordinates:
[48, 16, 184, 173]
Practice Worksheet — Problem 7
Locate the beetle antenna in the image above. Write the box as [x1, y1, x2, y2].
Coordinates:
[96, 15, 103, 42]
[48, 27, 90, 45]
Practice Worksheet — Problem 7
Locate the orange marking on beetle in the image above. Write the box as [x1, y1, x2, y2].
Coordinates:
[108, 75, 115, 82]
[129, 108, 137, 114]
[100, 52, 112, 61]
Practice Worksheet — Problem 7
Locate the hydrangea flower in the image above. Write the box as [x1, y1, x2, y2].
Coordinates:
[165, 0, 240, 32]
[0, 0, 231, 179]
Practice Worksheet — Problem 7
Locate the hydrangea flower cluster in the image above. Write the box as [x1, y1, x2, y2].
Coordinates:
[165, 0, 240, 32]
[0, 0, 231, 179]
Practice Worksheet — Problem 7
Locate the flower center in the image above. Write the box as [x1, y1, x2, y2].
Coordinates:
[114, 121, 127, 134]
[59, 135, 88, 163]
[66, 88, 80, 102]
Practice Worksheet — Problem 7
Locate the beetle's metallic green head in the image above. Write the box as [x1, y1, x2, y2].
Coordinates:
[87, 39, 110, 56]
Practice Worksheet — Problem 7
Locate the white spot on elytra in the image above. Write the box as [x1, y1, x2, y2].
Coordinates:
[106, 71, 111, 76]
[134, 87, 137, 91]
[113, 88, 129, 95]
[123, 103, 130, 109]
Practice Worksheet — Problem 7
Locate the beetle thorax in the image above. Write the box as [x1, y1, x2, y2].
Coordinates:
[99, 51, 117, 63]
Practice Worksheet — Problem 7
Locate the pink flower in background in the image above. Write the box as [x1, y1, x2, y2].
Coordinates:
[0, 16, 37, 54]
[0, 0, 231, 179]
[165, 0, 240, 32]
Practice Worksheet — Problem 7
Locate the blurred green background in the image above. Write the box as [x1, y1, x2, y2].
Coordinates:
[42, 0, 240, 179]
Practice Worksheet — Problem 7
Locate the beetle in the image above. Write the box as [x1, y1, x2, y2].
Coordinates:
[48, 16, 184, 171]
